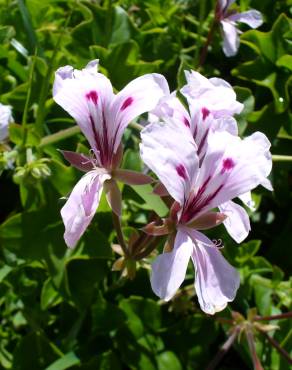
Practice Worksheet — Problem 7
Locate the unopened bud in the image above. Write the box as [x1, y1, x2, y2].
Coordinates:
[31, 167, 42, 179]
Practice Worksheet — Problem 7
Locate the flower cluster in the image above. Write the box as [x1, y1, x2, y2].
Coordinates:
[53, 60, 272, 314]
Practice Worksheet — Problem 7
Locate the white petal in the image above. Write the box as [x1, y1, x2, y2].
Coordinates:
[0, 103, 13, 141]
[53, 60, 114, 161]
[219, 200, 250, 243]
[239, 191, 256, 211]
[150, 229, 193, 301]
[181, 70, 243, 117]
[221, 20, 240, 57]
[228, 10, 263, 29]
[150, 92, 191, 129]
[188, 230, 240, 314]
[140, 119, 198, 204]
[111, 73, 169, 152]
[61, 171, 109, 248]
[197, 131, 272, 211]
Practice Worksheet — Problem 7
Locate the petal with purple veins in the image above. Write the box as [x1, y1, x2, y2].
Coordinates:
[150, 229, 193, 301]
[61, 171, 109, 248]
[140, 119, 198, 205]
[187, 229, 240, 315]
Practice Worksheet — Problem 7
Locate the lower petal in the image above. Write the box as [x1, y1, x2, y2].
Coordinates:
[150, 230, 193, 301]
[219, 200, 251, 243]
[61, 171, 105, 248]
[190, 231, 240, 314]
[221, 20, 239, 57]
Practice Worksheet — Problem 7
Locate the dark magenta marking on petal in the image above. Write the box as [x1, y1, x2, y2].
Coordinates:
[121, 97, 134, 111]
[86, 90, 98, 105]
[183, 116, 190, 128]
[176, 164, 187, 180]
[222, 157, 235, 172]
[201, 107, 210, 120]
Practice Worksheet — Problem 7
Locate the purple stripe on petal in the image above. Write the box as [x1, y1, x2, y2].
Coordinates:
[183, 116, 191, 127]
[176, 164, 188, 180]
[202, 107, 210, 120]
[121, 97, 134, 111]
[86, 90, 98, 105]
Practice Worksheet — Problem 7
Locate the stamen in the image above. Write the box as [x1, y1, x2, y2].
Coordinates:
[212, 239, 224, 249]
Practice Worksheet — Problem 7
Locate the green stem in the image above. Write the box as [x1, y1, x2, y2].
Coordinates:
[254, 312, 292, 321]
[134, 236, 160, 260]
[22, 54, 37, 146]
[259, 330, 292, 365]
[246, 328, 264, 370]
[112, 212, 128, 257]
[206, 328, 239, 370]
[272, 155, 292, 162]
[194, 0, 206, 66]
[39, 126, 80, 148]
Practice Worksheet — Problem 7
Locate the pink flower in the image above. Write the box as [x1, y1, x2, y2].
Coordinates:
[53, 60, 167, 248]
[150, 70, 268, 242]
[140, 118, 272, 314]
[216, 0, 263, 56]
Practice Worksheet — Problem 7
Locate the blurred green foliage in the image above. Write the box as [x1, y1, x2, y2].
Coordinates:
[0, 0, 291, 369]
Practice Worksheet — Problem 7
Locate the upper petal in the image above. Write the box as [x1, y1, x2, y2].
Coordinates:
[188, 229, 240, 314]
[53, 60, 115, 165]
[181, 70, 243, 117]
[181, 130, 272, 223]
[150, 229, 193, 301]
[61, 171, 109, 248]
[219, 200, 251, 243]
[221, 20, 240, 57]
[201, 131, 272, 208]
[110, 73, 169, 152]
[228, 10, 263, 29]
[140, 119, 199, 205]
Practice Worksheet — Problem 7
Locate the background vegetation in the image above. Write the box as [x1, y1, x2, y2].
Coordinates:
[0, 0, 291, 369]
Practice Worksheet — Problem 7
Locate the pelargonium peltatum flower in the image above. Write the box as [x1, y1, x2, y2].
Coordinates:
[216, 0, 263, 56]
[140, 119, 272, 314]
[151, 70, 270, 242]
[0, 103, 13, 142]
[53, 60, 167, 248]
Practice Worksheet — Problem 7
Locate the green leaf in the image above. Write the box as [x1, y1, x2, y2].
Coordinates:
[40, 278, 62, 310]
[17, 0, 38, 54]
[45, 352, 80, 370]
[9, 123, 24, 145]
[13, 332, 60, 370]
[276, 54, 292, 71]
[157, 351, 182, 370]
[131, 184, 168, 217]
[66, 257, 108, 308]
[241, 13, 292, 63]
[0, 265, 12, 283]
[0, 25, 15, 43]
